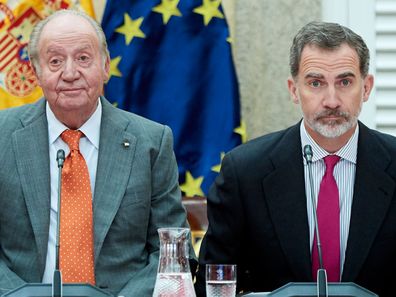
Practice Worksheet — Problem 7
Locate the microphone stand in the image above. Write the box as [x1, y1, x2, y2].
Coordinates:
[53, 149, 65, 297]
[304, 145, 328, 297]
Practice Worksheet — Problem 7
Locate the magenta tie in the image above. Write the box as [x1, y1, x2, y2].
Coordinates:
[312, 155, 341, 282]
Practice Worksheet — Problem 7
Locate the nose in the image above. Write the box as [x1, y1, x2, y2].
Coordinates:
[61, 59, 80, 81]
[322, 85, 341, 109]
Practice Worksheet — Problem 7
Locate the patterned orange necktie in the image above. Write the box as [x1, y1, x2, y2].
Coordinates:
[59, 129, 95, 284]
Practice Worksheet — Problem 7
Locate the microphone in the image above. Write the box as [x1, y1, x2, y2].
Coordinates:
[303, 144, 328, 297]
[53, 149, 65, 297]
[57, 150, 65, 168]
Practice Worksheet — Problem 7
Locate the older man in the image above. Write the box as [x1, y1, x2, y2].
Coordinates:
[195, 21, 396, 297]
[0, 9, 192, 297]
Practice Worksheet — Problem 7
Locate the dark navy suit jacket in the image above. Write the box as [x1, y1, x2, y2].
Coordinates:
[196, 121, 396, 297]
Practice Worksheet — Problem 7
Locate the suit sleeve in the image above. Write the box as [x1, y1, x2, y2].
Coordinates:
[0, 111, 38, 294]
[0, 262, 25, 295]
[194, 152, 245, 297]
[117, 125, 196, 296]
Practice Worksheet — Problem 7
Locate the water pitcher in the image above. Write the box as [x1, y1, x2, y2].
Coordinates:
[152, 227, 196, 297]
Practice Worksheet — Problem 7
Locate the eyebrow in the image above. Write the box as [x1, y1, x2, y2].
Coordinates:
[304, 71, 356, 80]
[304, 73, 324, 79]
[46, 47, 63, 54]
[336, 72, 356, 79]
[46, 44, 93, 55]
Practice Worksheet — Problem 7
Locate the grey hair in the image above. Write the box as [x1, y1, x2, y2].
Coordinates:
[28, 9, 110, 73]
[289, 21, 370, 78]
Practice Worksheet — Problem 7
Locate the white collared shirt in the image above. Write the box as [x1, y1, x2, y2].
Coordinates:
[300, 121, 358, 278]
[42, 99, 102, 283]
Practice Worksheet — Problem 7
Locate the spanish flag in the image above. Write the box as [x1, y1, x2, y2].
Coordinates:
[0, 0, 95, 109]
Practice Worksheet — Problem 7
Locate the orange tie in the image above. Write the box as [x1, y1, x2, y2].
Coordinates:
[59, 129, 95, 284]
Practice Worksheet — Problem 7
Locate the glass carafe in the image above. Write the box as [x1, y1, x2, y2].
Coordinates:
[152, 227, 196, 297]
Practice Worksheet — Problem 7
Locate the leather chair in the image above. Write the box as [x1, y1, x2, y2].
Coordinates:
[182, 196, 208, 256]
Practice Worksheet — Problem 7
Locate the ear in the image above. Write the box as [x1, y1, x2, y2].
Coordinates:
[362, 74, 374, 102]
[103, 55, 110, 83]
[287, 77, 299, 104]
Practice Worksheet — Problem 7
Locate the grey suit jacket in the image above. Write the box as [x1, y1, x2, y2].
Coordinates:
[195, 121, 396, 297]
[0, 97, 190, 296]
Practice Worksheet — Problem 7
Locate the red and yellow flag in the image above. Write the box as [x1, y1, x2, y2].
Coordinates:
[0, 0, 95, 109]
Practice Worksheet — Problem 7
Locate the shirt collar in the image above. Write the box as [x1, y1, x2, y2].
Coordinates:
[46, 99, 102, 149]
[300, 121, 358, 164]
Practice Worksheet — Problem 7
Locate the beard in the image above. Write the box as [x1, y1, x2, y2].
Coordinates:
[306, 108, 360, 138]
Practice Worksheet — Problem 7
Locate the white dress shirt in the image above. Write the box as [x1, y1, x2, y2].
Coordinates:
[300, 121, 358, 277]
[42, 99, 102, 283]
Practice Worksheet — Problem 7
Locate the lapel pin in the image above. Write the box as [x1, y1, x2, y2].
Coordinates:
[123, 141, 130, 148]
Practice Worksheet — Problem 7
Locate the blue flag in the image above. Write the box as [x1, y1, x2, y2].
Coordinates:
[102, 0, 242, 196]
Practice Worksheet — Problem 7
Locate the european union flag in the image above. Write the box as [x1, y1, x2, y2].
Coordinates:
[102, 0, 242, 196]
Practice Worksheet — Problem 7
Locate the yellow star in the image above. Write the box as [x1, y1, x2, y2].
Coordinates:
[108, 56, 122, 81]
[152, 0, 182, 25]
[193, 0, 224, 26]
[180, 171, 204, 197]
[115, 13, 146, 45]
[234, 120, 248, 143]
[211, 152, 225, 173]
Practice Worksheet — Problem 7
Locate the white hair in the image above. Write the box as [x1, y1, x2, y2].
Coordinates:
[28, 9, 110, 74]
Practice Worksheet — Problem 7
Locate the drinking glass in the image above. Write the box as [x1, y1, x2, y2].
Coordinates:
[206, 264, 236, 297]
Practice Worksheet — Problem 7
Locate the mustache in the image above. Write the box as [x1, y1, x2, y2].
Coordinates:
[315, 109, 350, 120]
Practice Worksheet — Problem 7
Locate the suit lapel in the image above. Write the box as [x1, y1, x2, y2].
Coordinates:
[12, 99, 50, 271]
[93, 98, 137, 262]
[263, 123, 312, 280]
[342, 123, 395, 280]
